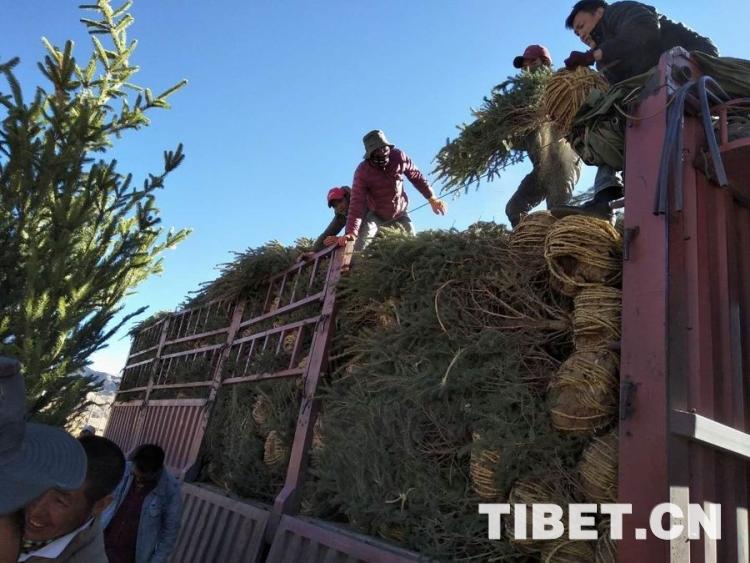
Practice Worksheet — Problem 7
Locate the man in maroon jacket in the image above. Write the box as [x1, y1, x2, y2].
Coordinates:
[335, 130, 447, 250]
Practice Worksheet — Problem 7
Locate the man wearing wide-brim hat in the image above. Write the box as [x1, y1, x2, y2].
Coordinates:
[0, 356, 87, 562]
[334, 130, 447, 250]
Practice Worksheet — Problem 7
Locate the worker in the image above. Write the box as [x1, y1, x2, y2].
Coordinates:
[298, 186, 351, 261]
[335, 130, 447, 251]
[563, 0, 717, 84]
[505, 45, 582, 227]
[556, 0, 718, 218]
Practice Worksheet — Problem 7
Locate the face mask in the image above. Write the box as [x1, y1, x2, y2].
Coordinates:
[371, 153, 389, 169]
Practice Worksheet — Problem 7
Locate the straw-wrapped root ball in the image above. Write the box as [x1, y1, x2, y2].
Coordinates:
[506, 477, 568, 553]
[573, 287, 622, 351]
[282, 332, 298, 353]
[470, 433, 503, 500]
[549, 350, 619, 433]
[540, 538, 596, 563]
[510, 212, 558, 267]
[377, 523, 407, 544]
[251, 394, 272, 427]
[541, 67, 609, 135]
[310, 416, 324, 467]
[595, 519, 617, 563]
[579, 430, 618, 503]
[263, 430, 289, 468]
[545, 216, 622, 293]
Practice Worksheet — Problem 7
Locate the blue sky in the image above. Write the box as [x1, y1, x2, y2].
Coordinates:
[4, 1, 748, 374]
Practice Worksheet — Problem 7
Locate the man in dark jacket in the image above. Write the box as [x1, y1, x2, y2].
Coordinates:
[557, 0, 718, 218]
[102, 444, 182, 563]
[506, 45, 582, 227]
[335, 130, 447, 250]
[563, 0, 718, 84]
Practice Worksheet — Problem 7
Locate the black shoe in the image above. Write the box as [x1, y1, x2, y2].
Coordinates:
[550, 198, 613, 220]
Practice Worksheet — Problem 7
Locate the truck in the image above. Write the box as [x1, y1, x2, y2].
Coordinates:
[104, 50, 750, 562]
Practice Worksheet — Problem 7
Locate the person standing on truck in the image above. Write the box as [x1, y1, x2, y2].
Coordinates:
[298, 186, 352, 261]
[554, 0, 718, 218]
[334, 130, 447, 250]
[505, 45, 582, 227]
[102, 444, 182, 563]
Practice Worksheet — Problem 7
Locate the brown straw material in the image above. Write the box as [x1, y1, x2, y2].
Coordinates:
[541, 538, 596, 562]
[542, 67, 609, 135]
[282, 332, 297, 353]
[470, 433, 502, 500]
[507, 478, 567, 553]
[251, 394, 272, 426]
[545, 216, 622, 292]
[510, 212, 558, 268]
[595, 519, 617, 563]
[377, 524, 407, 544]
[310, 415, 324, 467]
[263, 430, 289, 467]
[573, 286, 622, 351]
[549, 349, 619, 433]
[579, 430, 618, 503]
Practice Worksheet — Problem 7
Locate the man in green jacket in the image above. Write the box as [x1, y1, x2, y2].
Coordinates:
[506, 45, 582, 226]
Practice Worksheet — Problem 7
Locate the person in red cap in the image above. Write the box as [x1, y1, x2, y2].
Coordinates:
[505, 46, 582, 227]
[512, 44, 553, 71]
[298, 186, 352, 261]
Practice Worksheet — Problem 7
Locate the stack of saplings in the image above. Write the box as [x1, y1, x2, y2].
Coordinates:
[300, 218, 623, 561]
[150, 218, 623, 561]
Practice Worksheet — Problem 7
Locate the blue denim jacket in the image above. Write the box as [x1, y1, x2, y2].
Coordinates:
[101, 462, 183, 563]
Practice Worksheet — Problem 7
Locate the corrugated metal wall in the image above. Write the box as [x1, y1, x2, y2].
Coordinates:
[266, 516, 421, 563]
[169, 483, 269, 563]
[138, 400, 206, 475]
[104, 402, 142, 455]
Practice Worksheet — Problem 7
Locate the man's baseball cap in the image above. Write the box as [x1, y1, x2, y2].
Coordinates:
[327, 186, 351, 207]
[0, 356, 87, 514]
[513, 44, 553, 68]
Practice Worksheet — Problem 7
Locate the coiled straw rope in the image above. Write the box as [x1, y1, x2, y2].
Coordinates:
[541, 538, 596, 562]
[579, 430, 618, 503]
[263, 430, 288, 468]
[542, 67, 609, 134]
[510, 212, 558, 268]
[573, 286, 622, 350]
[549, 350, 619, 433]
[470, 433, 502, 500]
[595, 519, 617, 563]
[545, 216, 622, 294]
[506, 478, 567, 553]
[251, 394, 272, 426]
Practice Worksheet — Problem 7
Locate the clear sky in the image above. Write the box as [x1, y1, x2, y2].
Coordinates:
[4, 1, 748, 374]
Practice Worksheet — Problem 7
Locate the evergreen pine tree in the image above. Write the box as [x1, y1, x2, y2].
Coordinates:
[0, 0, 189, 425]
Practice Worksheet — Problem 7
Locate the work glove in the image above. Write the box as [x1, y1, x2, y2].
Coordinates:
[564, 50, 595, 70]
[429, 196, 447, 216]
[323, 235, 339, 247]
